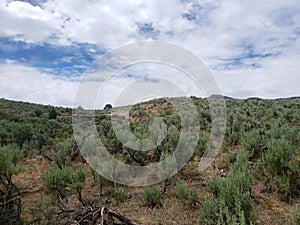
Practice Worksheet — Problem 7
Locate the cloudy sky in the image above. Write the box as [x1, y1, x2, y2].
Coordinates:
[0, 0, 299, 107]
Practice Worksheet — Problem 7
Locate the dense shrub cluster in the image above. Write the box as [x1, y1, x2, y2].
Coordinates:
[42, 167, 86, 204]
[255, 136, 300, 200]
[0, 97, 299, 224]
[201, 151, 257, 225]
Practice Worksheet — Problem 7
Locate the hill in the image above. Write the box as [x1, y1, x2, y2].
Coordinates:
[0, 97, 299, 224]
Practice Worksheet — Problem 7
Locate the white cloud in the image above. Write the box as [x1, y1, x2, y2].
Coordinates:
[0, 0, 193, 46]
[94, 62, 206, 108]
[216, 56, 300, 98]
[0, 60, 79, 106]
[7, 1, 47, 19]
[0, 0, 60, 43]
[1, 0, 299, 55]
[0, 0, 299, 105]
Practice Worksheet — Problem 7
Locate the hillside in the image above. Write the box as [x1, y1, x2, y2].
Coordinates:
[0, 97, 299, 225]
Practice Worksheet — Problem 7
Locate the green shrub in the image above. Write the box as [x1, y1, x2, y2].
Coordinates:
[29, 196, 56, 224]
[141, 187, 161, 208]
[48, 107, 57, 119]
[226, 152, 237, 165]
[0, 144, 23, 224]
[53, 138, 77, 168]
[242, 130, 264, 160]
[201, 173, 256, 225]
[42, 167, 72, 198]
[226, 113, 243, 145]
[256, 138, 300, 200]
[200, 151, 257, 225]
[114, 189, 127, 205]
[197, 131, 209, 155]
[34, 109, 43, 117]
[42, 166, 86, 203]
[12, 123, 32, 149]
[176, 183, 198, 209]
[70, 168, 86, 204]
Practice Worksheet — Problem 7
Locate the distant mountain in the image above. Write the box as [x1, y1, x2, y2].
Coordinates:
[275, 96, 300, 101]
[1, 95, 300, 111]
[208, 94, 234, 100]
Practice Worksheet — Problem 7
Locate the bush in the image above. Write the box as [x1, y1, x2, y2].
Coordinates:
[200, 151, 257, 225]
[42, 167, 72, 198]
[197, 131, 209, 155]
[0, 144, 23, 224]
[226, 113, 243, 145]
[114, 189, 127, 205]
[242, 130, 264, 160]
[29, 196, 56, 224]
[141, 187, 161, 208]
[12, 123, 32, 149]
[256, 138, 300, 200]
[176, 183, 198, 209]
[34, 109, 43, 117]
[53, 138, 77, 168]
[42, 166, 87, 203]
[70, 168, 86, 204]
[201, 173, 256, 225]
[48, 107, 57, 119]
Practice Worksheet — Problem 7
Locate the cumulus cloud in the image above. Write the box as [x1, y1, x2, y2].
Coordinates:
[216, 56, 300, 98]
[0, 1, 60, 43]
[0, 60, 79, 106]
[0, 0, 299, 105]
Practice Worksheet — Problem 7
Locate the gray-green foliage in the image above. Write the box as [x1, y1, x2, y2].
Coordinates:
[200, 151, 257, 225]
[42, 167, 86, 202]
[53, 138, 77, 169]
[226, 113, 244, 145]
[114, 188, 128, 205]
[0, 144, 23, 224]
[70, 168, 86, 204]
[176, 183, 198, 209]
[197, 130, 209, 155]
[141, 187, 161, 208]
[42, 167, 72, 198]
[0, 144, 22, 175]
[242, 130, 264, 160]
[13, 123, 32, 149]
[29, 196, 57, 225]
[255, 136, 300, 199]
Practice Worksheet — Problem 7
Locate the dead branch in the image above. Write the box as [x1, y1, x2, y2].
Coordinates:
[56, 198, 139, 225]
[0, 196, 20, 207]
[106, 208, 139, 225]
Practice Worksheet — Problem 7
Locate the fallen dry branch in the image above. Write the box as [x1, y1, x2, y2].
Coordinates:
[102, 207, 139, 225]
[56, 197, 139, 225]
[0, 196, 20, 207]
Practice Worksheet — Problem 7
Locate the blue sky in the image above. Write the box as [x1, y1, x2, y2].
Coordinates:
[0, 36, 104, 76]
[0, 0, 299, 106]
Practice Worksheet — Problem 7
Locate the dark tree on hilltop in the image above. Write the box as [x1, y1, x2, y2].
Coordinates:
[104, 104, 112, 110]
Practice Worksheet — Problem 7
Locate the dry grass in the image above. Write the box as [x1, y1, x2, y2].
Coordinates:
[13, 152, 300, 225]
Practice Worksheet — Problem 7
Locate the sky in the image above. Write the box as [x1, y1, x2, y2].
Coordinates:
[0, 0, 299, 107]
